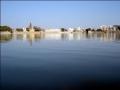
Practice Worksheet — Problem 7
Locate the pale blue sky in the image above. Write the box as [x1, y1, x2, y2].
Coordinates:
[1, 1, 120, 28]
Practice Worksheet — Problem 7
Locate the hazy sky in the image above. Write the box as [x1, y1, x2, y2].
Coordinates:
[1, 1, 120, 28]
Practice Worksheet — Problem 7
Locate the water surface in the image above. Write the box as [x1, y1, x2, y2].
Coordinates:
[1, 32, 120, 90]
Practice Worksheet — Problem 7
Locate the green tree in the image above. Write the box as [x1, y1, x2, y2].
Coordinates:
[16, 28, 23, 32]
[0, 26, 13, 33]
[61, 28, 67, 32]
[33, 26, 44, 32]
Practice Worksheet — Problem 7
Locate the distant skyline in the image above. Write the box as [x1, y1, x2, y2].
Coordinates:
[1, 1, 120, 28]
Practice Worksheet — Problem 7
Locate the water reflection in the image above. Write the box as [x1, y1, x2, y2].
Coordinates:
[0, 34, 13, 43]
[1, 32, 120, 44]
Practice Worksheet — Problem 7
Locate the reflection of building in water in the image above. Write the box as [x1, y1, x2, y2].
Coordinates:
[43, 32, 120, 41]
[14, 33, 27, 40]
[23, 33, 27, 40]
[82, 32, 120, 42]
[16, 34, 24, 40]
[27, 33, 45, 45]
[27, 33, 35, 45]
[44, 33, 81, 40]
[73, 33, 80, 40]
[101, 32, 120, 41]
[44, 33, 61, 40]
[68, 33, 73, 40]
[61, 33, 69, 40]
[13, 33, 45, 45]
[1, 32, 120, 44]
[73, 33, 86, 40]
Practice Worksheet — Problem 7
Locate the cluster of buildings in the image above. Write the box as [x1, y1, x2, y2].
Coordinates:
[11, 23, 120, 34]
[100, 25, 120, 32]
[15, 22, 44, 33]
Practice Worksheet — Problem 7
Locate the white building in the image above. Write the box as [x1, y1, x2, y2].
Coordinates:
[100, 25, 109, 31]
[45, 29, 61, 33]
[23, 27, 27, 32]
[76, 27, 83, 32]
[68, 28, 74, 33]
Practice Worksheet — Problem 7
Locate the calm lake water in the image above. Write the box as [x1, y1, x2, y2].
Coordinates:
[1, 32, 120, 90]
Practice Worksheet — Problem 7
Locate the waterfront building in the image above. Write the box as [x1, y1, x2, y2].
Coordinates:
[23, 27, 27, 32]
[100, 25, 107, 31]
[76, 27, 81, 31]
[68, 28, 74, 33]
[45, 29, 61, 33]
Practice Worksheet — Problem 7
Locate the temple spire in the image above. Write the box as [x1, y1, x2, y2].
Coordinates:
[29, 22, 32, 29]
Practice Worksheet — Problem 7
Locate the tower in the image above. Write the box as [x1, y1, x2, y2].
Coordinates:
[29, 22, 32, 29]
[29, 22, 34, 32]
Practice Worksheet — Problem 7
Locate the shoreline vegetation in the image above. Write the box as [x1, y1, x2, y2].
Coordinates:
[0, 23, 120, 35]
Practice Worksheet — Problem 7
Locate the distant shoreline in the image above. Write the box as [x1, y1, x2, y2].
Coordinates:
[1, 24, 120, 34]
[1, 30, 120, 35]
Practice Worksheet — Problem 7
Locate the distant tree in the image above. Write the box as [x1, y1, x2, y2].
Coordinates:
[33, 26, 43, 32]
[86, 28, 91, 31]
[91, 29, 95, 31]
[96, 29, 102, 32]
[85, 28, 91, 33]
[73, 29, 77, 32]
[118, 26, 120, 31]
[26, 28, 30, 32]
[0, 26, 13, 33]
[16, 28, 23, 32]
[61, 28, 68, 32]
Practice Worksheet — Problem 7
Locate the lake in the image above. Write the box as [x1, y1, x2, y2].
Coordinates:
[1, 32, 120, 90]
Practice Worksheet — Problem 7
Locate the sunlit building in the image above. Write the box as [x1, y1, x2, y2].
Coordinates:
[45, 29, 61, 33]
[68, 28, 74, 33]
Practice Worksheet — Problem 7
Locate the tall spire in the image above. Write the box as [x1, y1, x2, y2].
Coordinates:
[29, 22, 32, 29]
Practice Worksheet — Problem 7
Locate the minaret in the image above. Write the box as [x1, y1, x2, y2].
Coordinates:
[29, 22, 34, 32]
[29, 22, 32, 29]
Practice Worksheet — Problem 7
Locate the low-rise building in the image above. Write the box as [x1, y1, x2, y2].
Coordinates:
[45, 29, 61, 33]
[68, 28, 74, 33]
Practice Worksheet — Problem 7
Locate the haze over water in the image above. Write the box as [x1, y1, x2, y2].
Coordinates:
[1, 32, 120, 90]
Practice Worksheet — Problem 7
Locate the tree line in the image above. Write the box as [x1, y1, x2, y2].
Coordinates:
[0, 25, 120, 33]
[0, 26, 13, 33]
